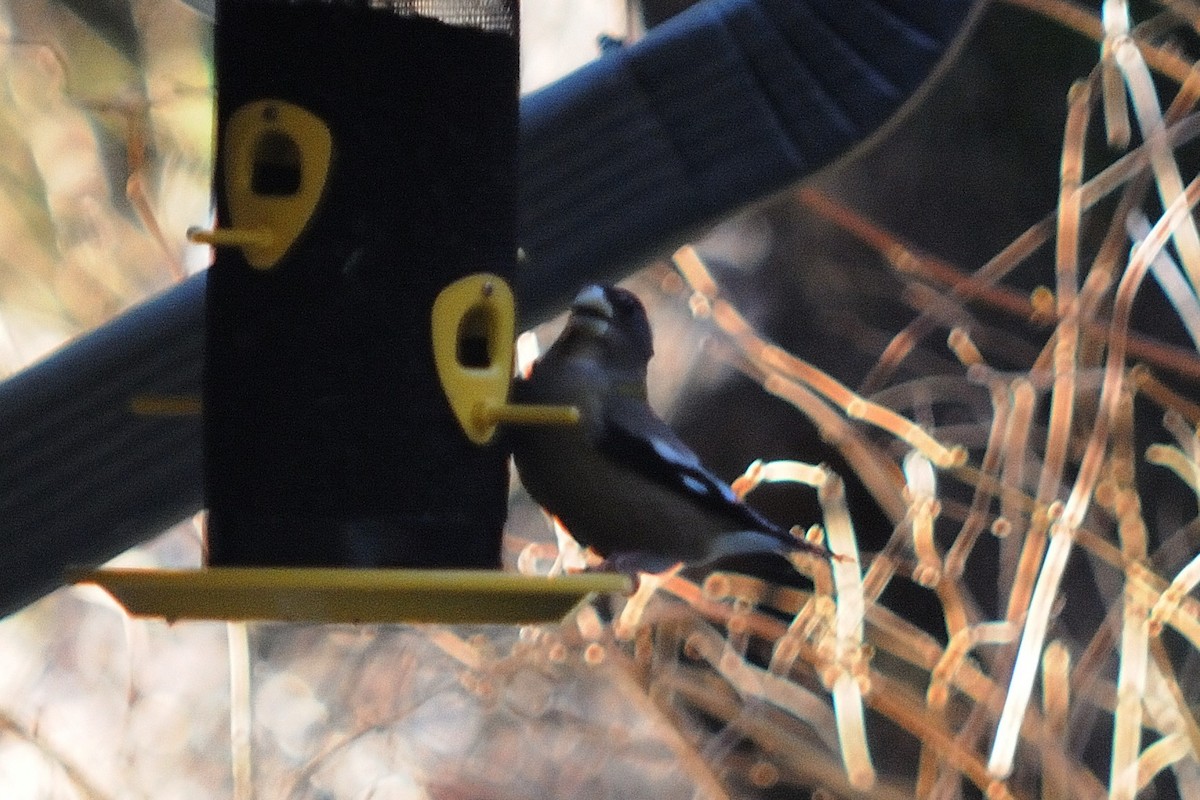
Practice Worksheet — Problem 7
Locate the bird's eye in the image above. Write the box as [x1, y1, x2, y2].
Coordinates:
[607, 288, 642, 315]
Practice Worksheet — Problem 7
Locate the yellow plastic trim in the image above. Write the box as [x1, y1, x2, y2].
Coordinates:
[128, 394, 203, 416]
[187, 99, 333, 270]
[473, 398, 580, 430]
[432, 273, 580, 444]
[186, 226, 273, 251]
[70, 568, 630, 625]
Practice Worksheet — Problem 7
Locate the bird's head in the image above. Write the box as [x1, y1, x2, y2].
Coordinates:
[563, 285, 654, 367]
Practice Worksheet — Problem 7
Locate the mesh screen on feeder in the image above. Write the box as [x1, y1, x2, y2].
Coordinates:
[237, 0, 518, 33]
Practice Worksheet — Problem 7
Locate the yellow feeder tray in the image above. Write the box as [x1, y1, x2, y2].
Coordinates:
[70, 568, 630, 625]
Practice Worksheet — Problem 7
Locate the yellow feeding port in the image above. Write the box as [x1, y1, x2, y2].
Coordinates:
[188, 99, 333, 269]
[432, 273, 580, 444]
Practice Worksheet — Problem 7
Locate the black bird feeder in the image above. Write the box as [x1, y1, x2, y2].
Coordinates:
[83, 0, 623, 624]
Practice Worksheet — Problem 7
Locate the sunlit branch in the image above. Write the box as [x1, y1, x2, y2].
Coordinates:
[1041, 640, 1071, 800]
[819, 466, 874, 789]
[1101, 0, 1132, 146]
[944, 336, 1013, 581]
[904, 451, 943, 589]
[1115, 35, 1200, 291]
[918, 622, 1017, 797]
[1128, 212, 1200, 351]
[997, 379, 1038, 603]
[1110, 583, 1150, 800]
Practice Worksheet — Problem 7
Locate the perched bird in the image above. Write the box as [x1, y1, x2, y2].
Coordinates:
[510, 284, 831, 573]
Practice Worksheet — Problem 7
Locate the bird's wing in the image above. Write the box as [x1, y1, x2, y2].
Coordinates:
[596, 397, 788, 536]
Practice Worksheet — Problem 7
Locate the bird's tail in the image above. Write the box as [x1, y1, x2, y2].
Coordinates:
[710, 528, 839, 562]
